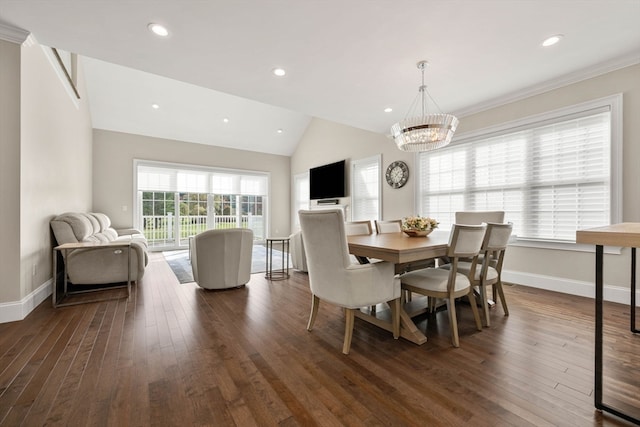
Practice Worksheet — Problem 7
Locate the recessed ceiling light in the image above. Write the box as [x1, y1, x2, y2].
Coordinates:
[276, 128, 283, 134]
[151, 104, 160, 109]
[148, 23, 169, 37]
[384, 107, 393, 113]
[272, 68, 286, 77]
[542, 34, 563, 47]
[223, 117, 229, 123]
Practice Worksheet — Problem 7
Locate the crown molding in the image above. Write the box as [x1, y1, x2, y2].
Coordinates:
[0, 22, 30, 44]
[455, 52, 640, 118]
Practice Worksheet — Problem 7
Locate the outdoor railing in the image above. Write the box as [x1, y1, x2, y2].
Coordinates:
[142, 214, 264, 247]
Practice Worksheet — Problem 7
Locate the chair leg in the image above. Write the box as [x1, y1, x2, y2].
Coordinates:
[479, 283, 491, 327]
[388, 298, 400, 339]
[495, 280, 509, 316]
[307, 294, 320, 331]
[445, 297, 460, 348]
[343, 308, 356, 354]
[467, 290, 483, 331]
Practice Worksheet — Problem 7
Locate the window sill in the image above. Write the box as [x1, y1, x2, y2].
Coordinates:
[509, 237, 622, 255]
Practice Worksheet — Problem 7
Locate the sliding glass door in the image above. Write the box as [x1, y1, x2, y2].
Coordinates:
[136, 161, 268, 250]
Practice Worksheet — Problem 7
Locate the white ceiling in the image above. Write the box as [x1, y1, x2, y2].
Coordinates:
[1, 0, 639, 156]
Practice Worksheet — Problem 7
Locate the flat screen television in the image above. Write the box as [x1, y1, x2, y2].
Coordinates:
[309, 160, 346, 200]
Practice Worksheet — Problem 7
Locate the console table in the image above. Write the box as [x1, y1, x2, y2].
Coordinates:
[576, 223, 640, 424]
[52, 241, 132, 307]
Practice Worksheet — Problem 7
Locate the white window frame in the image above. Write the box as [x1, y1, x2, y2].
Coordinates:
[416, 94, 622, 252]
[133, 159, 270, 249]
[292, 171, 310, 229]
[350, 154, 382, 222]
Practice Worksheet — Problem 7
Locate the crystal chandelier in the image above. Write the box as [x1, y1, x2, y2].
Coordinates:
[390, 61, 459, 152]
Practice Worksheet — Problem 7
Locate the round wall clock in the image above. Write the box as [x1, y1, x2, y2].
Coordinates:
[385, 161, 409, 188]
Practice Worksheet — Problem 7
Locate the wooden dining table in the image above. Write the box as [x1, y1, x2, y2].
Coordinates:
[347, 230, 450, 345]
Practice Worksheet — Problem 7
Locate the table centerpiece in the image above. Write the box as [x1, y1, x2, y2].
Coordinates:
[401, 216, 439, 237]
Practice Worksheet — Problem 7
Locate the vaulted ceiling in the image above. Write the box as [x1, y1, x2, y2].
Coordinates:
[1, 0, 639, 155]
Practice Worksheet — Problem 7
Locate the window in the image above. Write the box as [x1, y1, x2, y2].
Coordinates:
[417, 95, 622, 244]
[135, 161, 269, 249]
[293, 172, 309, 227]
[351, 155, 381, 222]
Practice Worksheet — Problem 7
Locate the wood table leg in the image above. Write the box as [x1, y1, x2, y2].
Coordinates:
[354, 306, 427, 345]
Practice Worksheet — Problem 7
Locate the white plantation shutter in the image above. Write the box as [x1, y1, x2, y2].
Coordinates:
[418, 97, 620, 243]
[351, 155, 381, 221]
[293, 172, 309, 226]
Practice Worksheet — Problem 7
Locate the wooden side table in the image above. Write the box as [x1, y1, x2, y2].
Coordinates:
[576, 223, 640, 425]
[265, 237, 290, 280]
[52, 241, 133, 307]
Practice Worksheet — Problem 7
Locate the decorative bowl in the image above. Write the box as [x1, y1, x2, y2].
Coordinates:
[402, 228, 433, 237]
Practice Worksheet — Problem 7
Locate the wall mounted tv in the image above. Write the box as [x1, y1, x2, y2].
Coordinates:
[309, 160, 346, 200]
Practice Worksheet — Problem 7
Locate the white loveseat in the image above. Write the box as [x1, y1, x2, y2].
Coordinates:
[50, 212, 148, 284]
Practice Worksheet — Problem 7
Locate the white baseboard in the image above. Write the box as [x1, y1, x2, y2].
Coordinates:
[502, 270, 639, 306]
[0, 279, 52, 324]
[1, 270, 638, 324]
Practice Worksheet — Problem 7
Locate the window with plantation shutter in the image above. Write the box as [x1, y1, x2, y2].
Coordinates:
[293, 172, 309, 227]
[351, 155, 381, 222]
[417, 95, 622, 245]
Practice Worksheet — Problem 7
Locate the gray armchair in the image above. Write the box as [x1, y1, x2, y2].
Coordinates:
[289, 231, 308, 272]
[190, 228, 253, 289]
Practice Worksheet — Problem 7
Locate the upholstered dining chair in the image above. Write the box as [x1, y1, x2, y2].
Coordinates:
[345, 220, 373, 236]
[400, 224, 486, 347]
[345, 220, 374, 265]
[455, 210, 505, 225]
[444, 222, 513, 327]
[299, 209, 401, 354]
[452, 210, 505, 265]
[375, 219, 402, 234]
[190, 228, 253, 290]
[376, 219, 433, 293]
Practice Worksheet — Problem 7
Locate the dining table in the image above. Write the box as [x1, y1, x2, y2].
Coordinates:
[347, 230, 450, 345]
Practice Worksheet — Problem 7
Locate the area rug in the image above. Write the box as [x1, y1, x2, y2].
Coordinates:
[163, 245, 291, 284]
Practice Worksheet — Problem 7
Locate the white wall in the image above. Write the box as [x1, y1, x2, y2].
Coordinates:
[0, 35, 93, 321]
[0, 39, 22, 303]
[92, 130, 291, 238]
[19, 38, 93, 301]
[291, 120, 416, 222]
[291, 64, 640, 303]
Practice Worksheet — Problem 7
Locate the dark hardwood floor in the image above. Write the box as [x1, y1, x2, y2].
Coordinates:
[0, 252, 638, 426]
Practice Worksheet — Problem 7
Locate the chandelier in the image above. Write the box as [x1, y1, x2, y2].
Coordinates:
[390, 61, 459, 152]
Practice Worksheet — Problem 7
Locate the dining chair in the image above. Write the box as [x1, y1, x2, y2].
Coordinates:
[376, 218, 433, 298]
[455, 211, 505, 225]
[400, 224, 486, 347]
[299, 209, 401, 354]
[453, 210, 505, 269]
[444, 222, 513, 327]
[345, 220, 374, 264]
[345, 220, 380, 313]
[374, 219, 402, 234]
[345, 220, 373, 236]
